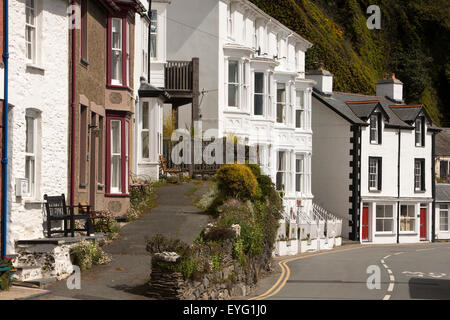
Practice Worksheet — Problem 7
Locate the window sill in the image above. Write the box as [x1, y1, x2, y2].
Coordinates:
[107, 84, 132, 92]
[399, 232, 417, 235]
[26, 63, 45, 73]
[369, 189, 382, 193]
[414, 190, 426, 193]
[105, 193, 130, 198]
[374, 233, 396, 237]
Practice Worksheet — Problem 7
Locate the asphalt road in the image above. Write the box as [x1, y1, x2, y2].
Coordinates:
[251, 242, 450, 300]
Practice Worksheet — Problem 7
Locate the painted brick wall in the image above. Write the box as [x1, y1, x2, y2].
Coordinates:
[7, 0, 68, 253]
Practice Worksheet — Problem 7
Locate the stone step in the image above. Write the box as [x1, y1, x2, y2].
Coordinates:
[13, 265, 43, 282]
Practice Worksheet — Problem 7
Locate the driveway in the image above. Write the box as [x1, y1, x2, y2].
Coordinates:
[37, 182, 212, 300]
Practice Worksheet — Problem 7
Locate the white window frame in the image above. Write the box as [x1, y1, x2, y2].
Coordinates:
[227, 3, 233, 39]
[369, 158, 379, 191]
[440, 204, 449, 232]
[375, 204, 394, 233]
[276, 83, 286, 124]
[227, 60, 240, 108]
[276, 151, 286, 191]
[295, 90, 304, 129]
[110, 120, 122, 193]
[254, 72, 264, 116]
[142, 19, 149, 79]
[415, 117, 423, 147]
[111, 18, 123, 85]
[126, 21, 130, 87]
[295, 155, 304, 193]
[370, 114, 379, 144]
[25, 0, 37, 63]
[150, 10, 157, 59]
[400, 204, 416, 233]
[140, 102, 150, 160]
[415, 159, 424, 191]
[25, 114, 37, 198]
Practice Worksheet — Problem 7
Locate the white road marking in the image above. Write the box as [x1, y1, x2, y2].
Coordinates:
[383, 255, 391, 259]
[380, 259, 385, 264]
[394, 252, 405, 255]
[389, 275, 395, 282]
[416, 248, 435, 252]
[383, 295, 391, 300]
[382, 264, 388, 269]
[387, 283, 394, 292]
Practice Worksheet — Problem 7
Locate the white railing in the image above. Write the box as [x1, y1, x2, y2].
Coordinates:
[296, 203, 342, 240]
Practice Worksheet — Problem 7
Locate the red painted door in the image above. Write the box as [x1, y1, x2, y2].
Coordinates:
[362, 207, 369, 241]
[420, 208, 427, 240]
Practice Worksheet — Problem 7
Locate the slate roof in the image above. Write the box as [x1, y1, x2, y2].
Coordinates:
[312, 90, 412, 128]
[436, 128, 450, 156]
[436, 184, 450, 202]
[390, 106, 423, 123]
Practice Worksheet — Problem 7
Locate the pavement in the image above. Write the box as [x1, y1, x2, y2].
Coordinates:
[0, 285, 49, 300]
[34, 182, 212, 300]
[249, 242, 450, 300]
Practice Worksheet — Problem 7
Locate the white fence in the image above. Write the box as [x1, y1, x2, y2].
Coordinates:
[297, 203, 342, 240]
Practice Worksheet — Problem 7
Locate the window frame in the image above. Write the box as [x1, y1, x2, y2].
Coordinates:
[142, 17, 149, 79]
[276, 83, 286, 124]
[440, 204, 449, 232]
[25, 114, 37, 198]
[227, 60, 240, 108]
[295, 155, 304, 193]
[369, 157, 382, 191]
[140, 101, 150, 160]
[400, 204, 416, 233]
[276, 151, 286, 191]
[106, 112, 130, 196]
[295, 90, 304, 129]
[369, 113, 381, 144]
[150, 10, 157, 59]
[254, 72, 264, 116]
[440, 160, 449, 180]
[415, 117, 425, 147]
[375, 204, 394, 233]
[25, 0, 37, 63]
[107, 16, 131, 88]
[414, 158, 425, 192]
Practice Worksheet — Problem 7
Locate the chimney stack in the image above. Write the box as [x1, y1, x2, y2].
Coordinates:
[306, 62, 333, 95]
[376, 73, 403, 103]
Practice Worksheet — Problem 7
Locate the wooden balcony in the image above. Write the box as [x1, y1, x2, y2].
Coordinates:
[164, 58, 200, 121]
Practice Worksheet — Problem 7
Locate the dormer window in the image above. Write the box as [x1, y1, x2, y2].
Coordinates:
[415, 117, 425, 147]
[370, 113, 381, 144]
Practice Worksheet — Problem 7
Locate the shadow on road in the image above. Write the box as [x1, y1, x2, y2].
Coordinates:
[408, 278, 450, 300]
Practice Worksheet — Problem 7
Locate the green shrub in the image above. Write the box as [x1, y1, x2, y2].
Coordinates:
[70, 240, 111, 271]
[216, 164, 258, 200]
[146, 234, 190, 256]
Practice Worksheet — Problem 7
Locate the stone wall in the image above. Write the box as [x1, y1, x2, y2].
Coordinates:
[147, 248, 271, 300]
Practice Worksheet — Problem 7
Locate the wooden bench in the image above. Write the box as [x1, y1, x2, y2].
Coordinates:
[159, 154, 182, 179]
[44, 194, 93, 238]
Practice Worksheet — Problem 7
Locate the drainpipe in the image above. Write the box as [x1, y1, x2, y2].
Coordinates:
[397, 129, 401, 244]
[1, 0, 9, 257]
[431, 132, 436, 242]
[70, 0, 77, 206]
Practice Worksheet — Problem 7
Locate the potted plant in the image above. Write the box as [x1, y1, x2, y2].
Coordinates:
[0, 257, 15, 291]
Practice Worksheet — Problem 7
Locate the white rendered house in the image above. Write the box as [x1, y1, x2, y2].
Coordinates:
[162, 0, 318, 229]
[134, 0, 167, 180]
[310, 68, 441, 244]
[6, 0, 69, 252]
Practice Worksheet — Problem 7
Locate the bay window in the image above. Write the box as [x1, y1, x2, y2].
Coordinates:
[376, 205, 394, 232]
[440, 204, 449, 232]
[400, 205, 415, 232]
[228, 61, 239, 107]
[108, 17, 131, 87]
[107, 113, 130, 195]
[254, 72, 264, 116]
[276, 83, 286, 123]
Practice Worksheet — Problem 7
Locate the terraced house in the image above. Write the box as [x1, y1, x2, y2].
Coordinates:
[310, 68, 441, 244]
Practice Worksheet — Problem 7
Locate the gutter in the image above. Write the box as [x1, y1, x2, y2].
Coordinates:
[1, 0, 9, 257]
[70, 0, 76, 206]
